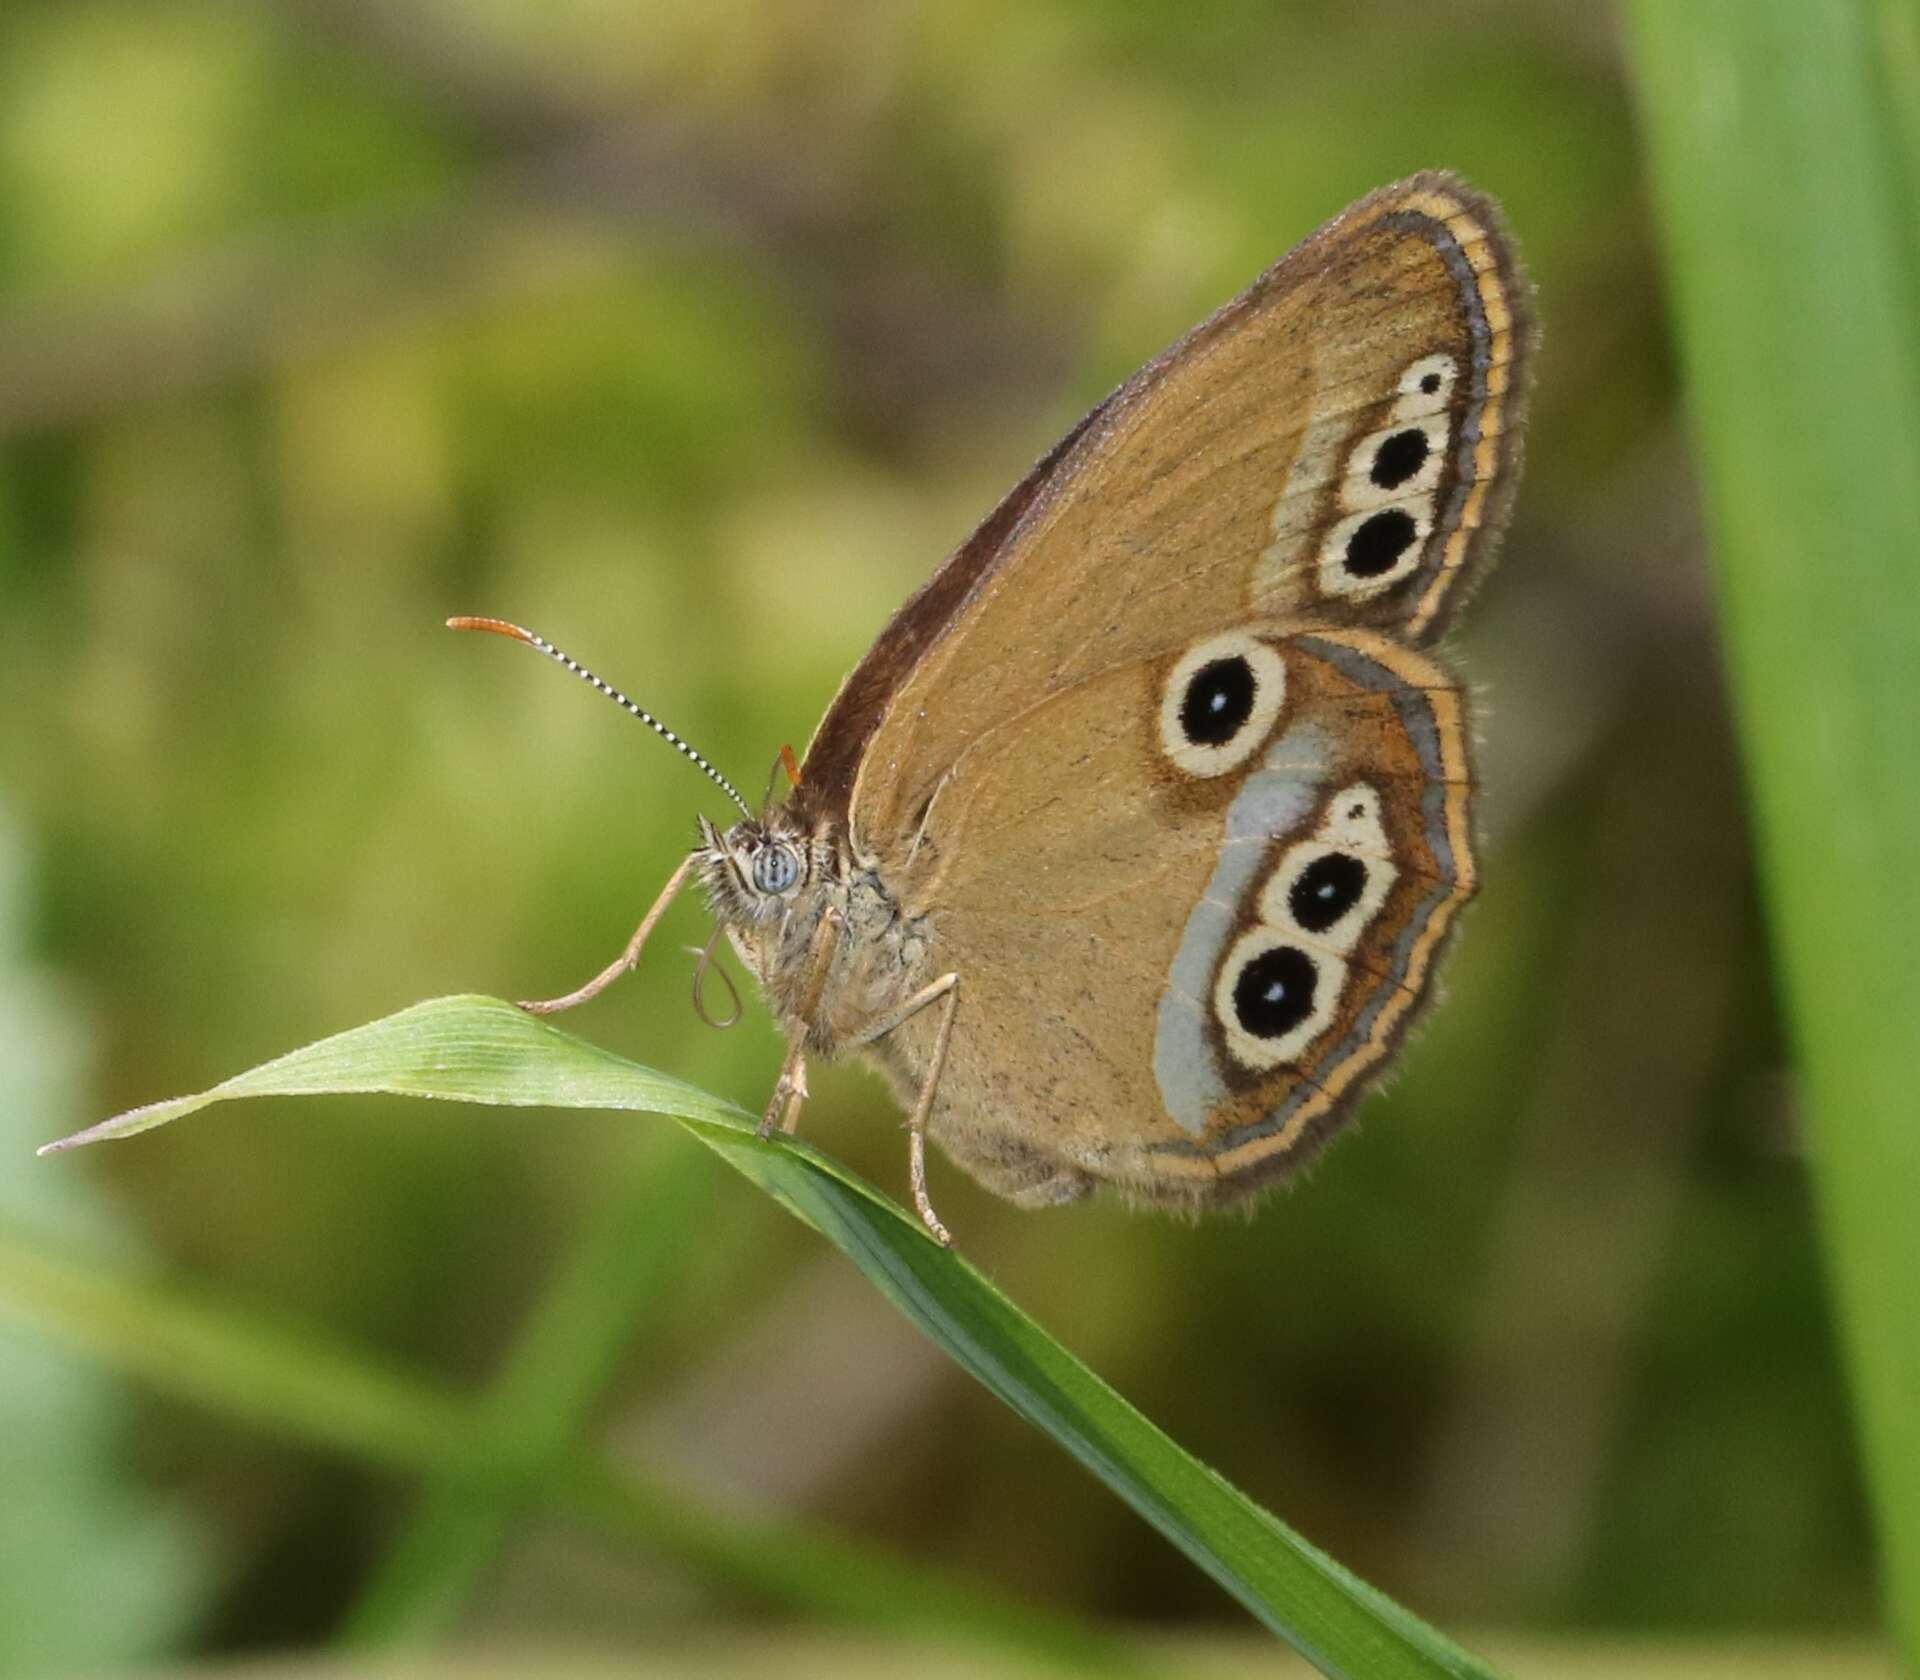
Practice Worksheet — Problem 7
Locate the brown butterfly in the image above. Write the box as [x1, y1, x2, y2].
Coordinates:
[456, 171, 1533, 1245]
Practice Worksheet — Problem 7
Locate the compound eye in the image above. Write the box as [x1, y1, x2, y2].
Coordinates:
[751, 844, 801, 895]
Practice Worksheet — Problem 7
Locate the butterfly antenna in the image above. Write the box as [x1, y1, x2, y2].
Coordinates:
[448, 617, 752, 818]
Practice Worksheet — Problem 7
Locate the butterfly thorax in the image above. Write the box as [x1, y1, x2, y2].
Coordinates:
[694, 813, 929, 1056]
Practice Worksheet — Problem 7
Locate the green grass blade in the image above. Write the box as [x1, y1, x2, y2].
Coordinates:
[40, 995, 1500, 1680]
[37, 995, 728, 1152]
[0, 1221, 1128, 1674]
[1625, 2, 1920, 1663]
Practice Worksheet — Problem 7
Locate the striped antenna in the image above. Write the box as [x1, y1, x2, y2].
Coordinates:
[448, 617, 751, 817]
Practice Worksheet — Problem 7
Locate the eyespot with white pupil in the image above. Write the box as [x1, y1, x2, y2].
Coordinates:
[1255, 782, 1399, 957]
[1158, 632, 1287, 777]
[1181, 658, 1256, 745]
[1235, 944, 1317, 1037]
[1289, 853, 1368, 933]
[1213, 927, 1346, 1070]
[751, 844, 801, 895]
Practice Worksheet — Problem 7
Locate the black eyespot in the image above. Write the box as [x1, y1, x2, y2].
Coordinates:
[1369, 428, 1429, 490]
[751, 845, 800, 895]
[1179, 656, 1257, 747]
[1232, 944, 1318, 1041]
[1344, 509, 1418, 578]
[1288, 853, 1368, 934]
[1420, 371, 1442, 394]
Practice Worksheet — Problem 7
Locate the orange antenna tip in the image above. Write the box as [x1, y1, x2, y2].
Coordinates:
[447, 616, 534, 642]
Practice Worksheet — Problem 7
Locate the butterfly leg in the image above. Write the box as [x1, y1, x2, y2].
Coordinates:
[519, 855, 694, 1016]
[757, 1036, 810, 1138]
[906, 982, 961, 1248]
[753, 908, 845, 1138]
[848, 972, 961, 1248]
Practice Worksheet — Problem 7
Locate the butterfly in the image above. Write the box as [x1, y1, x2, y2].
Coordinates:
[455, 171, 1533, 1245]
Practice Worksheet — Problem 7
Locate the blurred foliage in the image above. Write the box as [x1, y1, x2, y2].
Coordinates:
[0, 813, 217, 1668]
[0, 0, 1891, 1671]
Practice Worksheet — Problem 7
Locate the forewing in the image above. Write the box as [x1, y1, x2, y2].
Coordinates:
[831, 172, 1527, 863]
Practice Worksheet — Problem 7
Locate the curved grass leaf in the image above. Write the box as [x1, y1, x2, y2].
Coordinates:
[42, 995, 1498, 1680]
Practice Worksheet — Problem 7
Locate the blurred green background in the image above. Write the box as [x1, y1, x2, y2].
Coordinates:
[0, 1, 1901, 1675]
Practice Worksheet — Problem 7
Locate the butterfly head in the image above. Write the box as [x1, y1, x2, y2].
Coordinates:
[696, 813, 809, 927]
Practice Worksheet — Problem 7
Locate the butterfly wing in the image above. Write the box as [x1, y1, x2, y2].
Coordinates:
[796, 172, 1527, 863]
[857, 624, 1471, 1205]
[793, 173, 1527, 1208]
